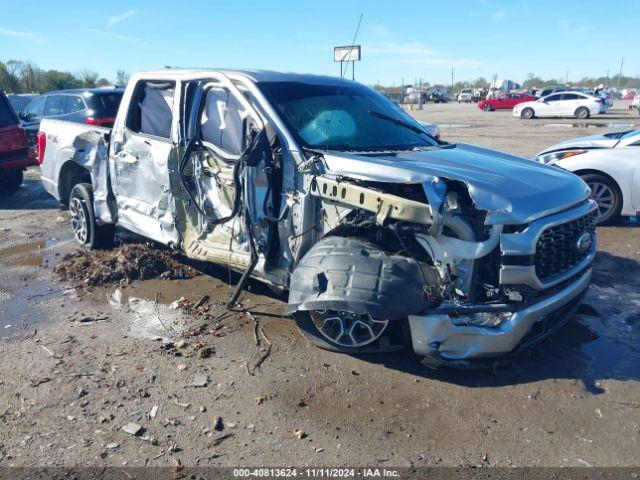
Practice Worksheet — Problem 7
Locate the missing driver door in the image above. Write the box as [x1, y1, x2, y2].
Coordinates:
[180, 76, 269, 267]
[111, 80, 180, 245]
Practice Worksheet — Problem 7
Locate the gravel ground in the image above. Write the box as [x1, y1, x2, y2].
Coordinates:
[0, 101, 639, 469]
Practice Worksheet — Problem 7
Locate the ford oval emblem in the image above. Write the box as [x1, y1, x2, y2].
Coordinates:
[576, 232, 592, 253]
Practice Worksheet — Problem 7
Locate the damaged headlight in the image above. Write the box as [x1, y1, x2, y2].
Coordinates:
[537, 150, 587, 164]
[450, 311, 512, 328]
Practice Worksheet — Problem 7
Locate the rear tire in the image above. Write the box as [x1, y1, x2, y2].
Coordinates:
[581, 173, 622, 224]
[575, 107, 590, 119]
[0, 169, 23, 191]
[69, 183, 114, 249]
[521, 107, 534, 119]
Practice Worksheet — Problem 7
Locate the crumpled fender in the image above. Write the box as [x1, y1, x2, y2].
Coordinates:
[286, 236, 440, 320]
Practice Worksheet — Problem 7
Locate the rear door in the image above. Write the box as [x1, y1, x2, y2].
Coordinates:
[560, 93, 581, 116]
[110, 79, 180, 245]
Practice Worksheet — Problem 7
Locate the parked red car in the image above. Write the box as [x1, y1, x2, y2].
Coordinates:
[0, 92, 35, 191]
[477, 93, 536, 111]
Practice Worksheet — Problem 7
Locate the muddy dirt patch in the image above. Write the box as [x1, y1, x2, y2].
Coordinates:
[52, 243, 200, 287]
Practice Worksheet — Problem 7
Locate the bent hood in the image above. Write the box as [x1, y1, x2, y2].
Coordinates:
[322, 143, 590, 225]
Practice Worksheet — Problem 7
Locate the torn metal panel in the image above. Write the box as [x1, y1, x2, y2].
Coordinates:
[307, 176, 434, 226]
[321, 143, 591, 225]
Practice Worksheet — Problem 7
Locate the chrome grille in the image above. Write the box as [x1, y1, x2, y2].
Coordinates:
[535, 211, 597, 281]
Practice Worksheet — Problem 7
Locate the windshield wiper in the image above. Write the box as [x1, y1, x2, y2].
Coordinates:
[367, 110, 432, 137]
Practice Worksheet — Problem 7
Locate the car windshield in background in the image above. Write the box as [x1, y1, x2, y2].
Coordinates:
[620, 129, 640, 140]
[90, 93, 123, 116]
[0, 95, 18, 127]
[258, 81, 437, 151]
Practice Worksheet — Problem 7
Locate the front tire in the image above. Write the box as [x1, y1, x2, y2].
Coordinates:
[294, 310, 407, 354]
[581, 173, 622, 224]
[482, 104, 492, 112]
[575, 106, 590, 119]
[69, 183, 114, 249]
[521, 107, 534, 119]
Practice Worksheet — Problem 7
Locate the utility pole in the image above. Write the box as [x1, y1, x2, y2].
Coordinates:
[451, 68, 454, 90]
[617, 57, 624, 92]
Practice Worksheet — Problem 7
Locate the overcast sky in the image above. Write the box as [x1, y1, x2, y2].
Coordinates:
[0, 0, 638, 85]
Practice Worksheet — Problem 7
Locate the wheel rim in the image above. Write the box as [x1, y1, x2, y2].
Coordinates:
[483, 104, 491, 111]
[309, 310, 389, 348]
[578, 108, 588, 119]
[69, 197, 88, 243]
[588, 181, 615, 221]
[523, 109, 532, 118]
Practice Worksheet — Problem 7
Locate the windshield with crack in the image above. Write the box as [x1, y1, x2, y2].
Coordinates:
[258, 81, 437, 151]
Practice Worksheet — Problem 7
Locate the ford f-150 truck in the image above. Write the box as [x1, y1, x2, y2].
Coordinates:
[39, 69, 597, 368]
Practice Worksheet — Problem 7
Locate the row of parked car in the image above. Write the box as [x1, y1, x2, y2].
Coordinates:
[476, 88, 614, 119]
[0, 88, 123, 190]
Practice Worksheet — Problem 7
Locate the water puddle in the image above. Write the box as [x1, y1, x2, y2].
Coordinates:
[0, 238, 71, 267]
[542, 122, 636, 129]
[0, 240, 46, 267]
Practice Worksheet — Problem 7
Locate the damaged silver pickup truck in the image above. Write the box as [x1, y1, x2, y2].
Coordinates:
[39, 69, 597, 367]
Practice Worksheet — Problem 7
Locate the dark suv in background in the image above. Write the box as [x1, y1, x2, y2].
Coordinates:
[20, 88, 124, 142]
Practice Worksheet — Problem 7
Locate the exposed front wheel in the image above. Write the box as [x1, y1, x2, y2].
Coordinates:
[482, 104, 492, 112]
[521, 108, 534, 119]
[294, 310, 406, 354]
[69, 183, 114, 249]
[581, 173, 622, 224]
[575, 107, 590, 119]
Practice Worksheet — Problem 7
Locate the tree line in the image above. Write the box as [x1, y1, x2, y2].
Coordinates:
[0, 60, 129, 94]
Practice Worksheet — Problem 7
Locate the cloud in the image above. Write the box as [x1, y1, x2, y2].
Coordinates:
[492, 10, 506, 21]
[365, 41, 479, 68]
[370, 25, 391, 37]
[106, 10, 139, 28]
[0, 27, 44, 43]
[89, 29, 147, 46]
[366, 41, 436, 56]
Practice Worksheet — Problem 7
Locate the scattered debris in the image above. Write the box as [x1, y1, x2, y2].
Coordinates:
[214, 417, 224, 432]
[209, 433, 234, 447]
[256, 396, 265, 405]
[294, 429, 307, 440]
[121, 422, 143, 436]
[177, 364, 187, 371]
[53, 243, 199, 287]
[77, 387, 88, 398]
[150, 405, 159, 419]
[192, 373, 209, 388]
[595, 408, 603, 419]
[106, 442, 119, 450]
[173, 398, 190, 409]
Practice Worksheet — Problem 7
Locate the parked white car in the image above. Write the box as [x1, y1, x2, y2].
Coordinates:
[537, 129, 640, 223]
[514, 92, 604, 120]
[457, 89, 473, 103]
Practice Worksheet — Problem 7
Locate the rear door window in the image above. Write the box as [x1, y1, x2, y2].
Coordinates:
[0, 94, 18, 127]
[44, 95, 64, 116]
[126, 81, 175, 139]
[62, 95, 86, 114]
[24, 96, 46, 118]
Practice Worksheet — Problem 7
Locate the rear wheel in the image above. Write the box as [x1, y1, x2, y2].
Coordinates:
[482, 103, 492, 112]
[0, 169, 23, 191]
[581, 173, 622, 224]
[69, 183, 114, 249]
[575, 106, 590, 119]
